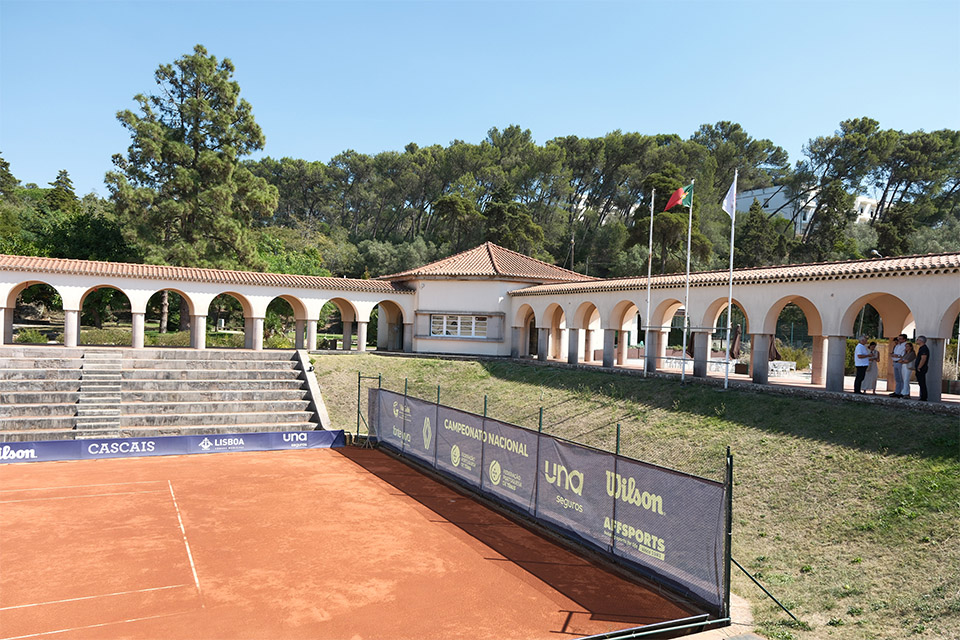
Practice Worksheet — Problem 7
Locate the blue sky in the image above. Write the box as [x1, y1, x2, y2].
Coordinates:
[1, 0, 958, 196]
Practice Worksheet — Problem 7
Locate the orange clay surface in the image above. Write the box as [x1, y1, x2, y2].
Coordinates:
[0, 447, 698, 639]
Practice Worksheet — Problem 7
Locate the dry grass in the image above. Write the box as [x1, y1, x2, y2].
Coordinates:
[313, 353, 960, 640]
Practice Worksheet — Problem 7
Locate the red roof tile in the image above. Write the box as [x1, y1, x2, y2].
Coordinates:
[0, 255, 414, 294]
[511, 252, 960, 296]
[380, 242, 595, 283]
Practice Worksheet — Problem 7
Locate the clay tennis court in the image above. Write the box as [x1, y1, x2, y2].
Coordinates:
[0, 446, 702, 639]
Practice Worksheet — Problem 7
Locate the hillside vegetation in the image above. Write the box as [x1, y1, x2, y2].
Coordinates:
[313, 353, 960, 640]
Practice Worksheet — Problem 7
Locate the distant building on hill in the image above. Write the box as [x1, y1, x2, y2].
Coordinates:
[736, 186, 877, 235]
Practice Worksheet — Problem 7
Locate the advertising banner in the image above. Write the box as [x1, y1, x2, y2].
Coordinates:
[535, 438, 615, 552]
[374, 389, 409, 451]
[435, 405, 484, 488]
[0, 430, 344, 464]
[480, 418, 539, 514]
[401, 395, 438, 466]
[609, 456, 726, 608]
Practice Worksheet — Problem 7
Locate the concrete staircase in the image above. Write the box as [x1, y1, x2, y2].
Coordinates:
[0, 346, 325, 442]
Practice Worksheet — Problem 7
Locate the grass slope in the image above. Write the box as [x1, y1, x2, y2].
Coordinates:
[313, 353, 960, 640]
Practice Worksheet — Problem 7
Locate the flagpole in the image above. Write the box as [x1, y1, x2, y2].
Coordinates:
[681, 179, 694, 384]
[724, 169, 738, 390]
[644, 188, 654, 378]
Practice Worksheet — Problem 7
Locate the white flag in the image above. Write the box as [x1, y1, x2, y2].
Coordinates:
[721, 171, 737, 219]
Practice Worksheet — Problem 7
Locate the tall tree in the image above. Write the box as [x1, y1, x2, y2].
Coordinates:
[105, 44, 278, 269]
[46, 170, 79, 214]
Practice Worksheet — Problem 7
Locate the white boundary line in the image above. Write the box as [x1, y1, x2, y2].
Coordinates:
[0, 584, 191, 611]
[0, 481, 166, 494]
[0, 610, 190, 639]
[0, 490, 166, 504]
[167, 480, 204, 608]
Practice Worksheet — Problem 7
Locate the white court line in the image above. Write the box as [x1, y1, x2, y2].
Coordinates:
[0, 584, 191, 611]
[168, 480, 204, 608]
[0, 490, 166, 505]
[0, 610, 190, 640]
[0, 481, 165, 494]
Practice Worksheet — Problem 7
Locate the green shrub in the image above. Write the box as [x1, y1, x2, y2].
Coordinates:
[206, 332, 245, 348]
[79, 328, 131, 346]
[145, 331, 192, 347]
[14, 328, 47, 344]
[265, 332, 294, 349]
[775, 340, 811, 370]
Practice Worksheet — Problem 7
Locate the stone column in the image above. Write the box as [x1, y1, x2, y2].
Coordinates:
[356, 321, 368, 352]
[810, 336, 826, 386]
[402, 323, 413, 353]
[692, 331, 709, 377]
[295, 319, 306, 349]
[602, 328, 616, 368]
[644, 330, 658, 373]
[567, 328, 580, 365]
[190, 315, 207, 350]
[884, 338, 898, 393]
[825, 335, 847, 392]
[63, 310, 80, 347]
[342, 322, 353, 351]
[751, 333, 772, 385]
[132, 312, 145, 349]
[658, 330, 668, 368]
[306, 320, 318, 351]
[510, 326, 522, 358]
[924, 337, 944, 402]
[616, 333, 627, 365]
[250, 317, 264, 351]
[243, 317, 255, 349]
[538, 328, 549, 362]
[1, 307, 13, 345]
[583, 329, 592, 362]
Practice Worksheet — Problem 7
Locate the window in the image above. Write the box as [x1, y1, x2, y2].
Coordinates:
[430, 315, 488, 338]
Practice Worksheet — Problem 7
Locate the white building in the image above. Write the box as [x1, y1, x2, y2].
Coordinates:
[737, 186, 877, 235]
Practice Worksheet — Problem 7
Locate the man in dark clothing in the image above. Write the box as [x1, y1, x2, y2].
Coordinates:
[915, 336, 930, 401]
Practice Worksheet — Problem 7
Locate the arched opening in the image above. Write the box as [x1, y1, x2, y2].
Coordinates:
[372, 300, 405, 352]
[609, 300, 642, 367]
[543, 303, 567, 361]
[572, 301, 601, 364]
[7, 282, 63, 345]
[145, 289, 195, 347]
[206, 293, 252, 349]
[757, 296, 823, 382]
[264, 297, 299, 349]
[940, 303, 960, 392]
[78, 286, 132, 346]
[512, 304, 536, 358]
[318, 298, 358, 350]
[704, 299, 750, 377]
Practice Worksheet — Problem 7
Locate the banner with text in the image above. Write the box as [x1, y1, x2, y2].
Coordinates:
[480, 417, 539, 514]
[0, 430, 344, 464]
[435, 404, 484, 488]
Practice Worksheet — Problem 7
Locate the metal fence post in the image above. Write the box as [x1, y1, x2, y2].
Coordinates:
[724, 446, 734, 619]
[616, 423, 621, 455]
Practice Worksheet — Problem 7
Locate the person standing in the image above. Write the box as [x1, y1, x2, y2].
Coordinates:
[915, 336, 930, 401]
[890, 334, 907, 397]
[853, 335, 871, 394]
[863, 341, 880, 394]
[900, 342, 916, 399]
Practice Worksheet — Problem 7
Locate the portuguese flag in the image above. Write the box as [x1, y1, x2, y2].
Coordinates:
[663, 183, 693, 211]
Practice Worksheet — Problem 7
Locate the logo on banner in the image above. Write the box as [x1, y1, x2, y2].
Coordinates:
[605, 471, 665, 515]
[87, 441, 157, 455]
[451, 444, 461, 467]
[392, 401, 411, 421]
[0, 444, 36, 461]
[488, 460, 502, 485]
[199, 438, 213, 451]
[422, 417, 432, 449]
[282, 432, 308, 447]
[543, 461, 584, 496]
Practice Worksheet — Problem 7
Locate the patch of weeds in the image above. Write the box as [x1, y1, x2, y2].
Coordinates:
[800, 565, 813, 574]
[829, 584, 864, 598]
[847, 606, 863, 616]
[851, 556, 862, 564]
[826, 617, 845, 626]
[870, 601, 889, 611]
[713, 402, 726, 417]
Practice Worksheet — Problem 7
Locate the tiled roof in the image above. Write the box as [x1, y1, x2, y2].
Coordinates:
[511, 252, 960, 296]
[380, 242, 596, 283]
[0, 254, 415, 294]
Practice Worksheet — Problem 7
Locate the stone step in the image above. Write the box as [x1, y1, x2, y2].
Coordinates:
[80, 383, 122, 392]
[74, 423, 318, 439]
[122, 379, 305, 392]
[121, 348, 298, 362]
[0, 380, 81, 392]
[82, 372, 122, 380]
[0, 429, 77, 442]
[0, 403, 77, 418]
[0, 369, 82, 380]
[76, 418, 121, 429]
[121, 369, 300, 381]
[0, 415, 77, 430]
[122, 400, 310, 415]
[124, 389, 308, 403]
[123, 359, 295, 371]
[82, 364, 122, 372]
[77, 407, 121, 417]
[0, 358, 83, 370]
[121, 411, 314, 428]
[0, 391, 80, 405]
